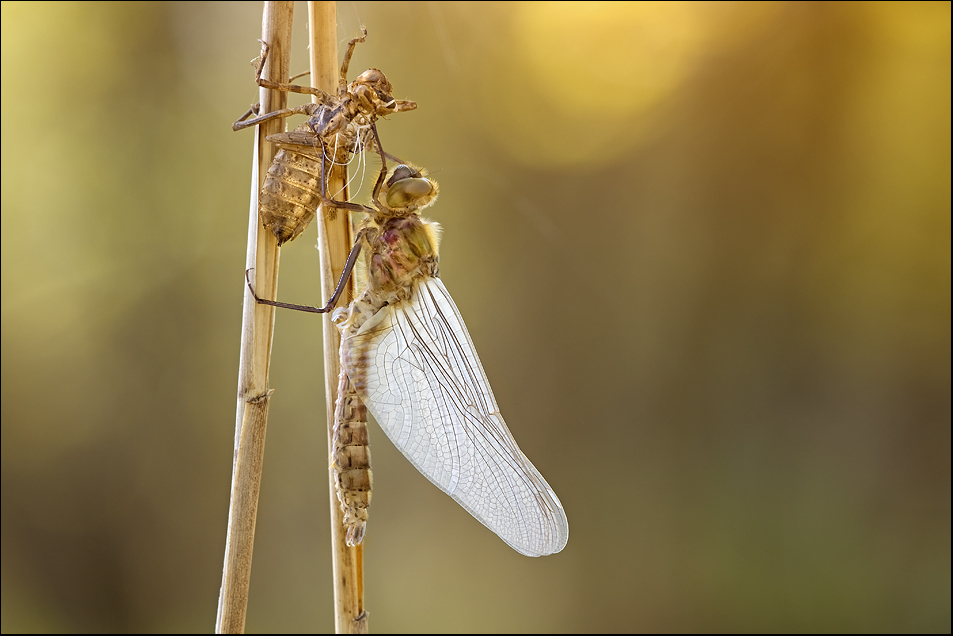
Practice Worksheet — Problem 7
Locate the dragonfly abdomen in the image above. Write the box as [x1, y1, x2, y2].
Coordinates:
[259, 145, 324, 245]
[332, 365, 373, 547]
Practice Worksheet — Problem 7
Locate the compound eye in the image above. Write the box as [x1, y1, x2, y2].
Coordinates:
[386, 164, 418, 186]
[386, 177, 434, 209]
[352, 68, 393, 96]
[354, 69, 384, 84]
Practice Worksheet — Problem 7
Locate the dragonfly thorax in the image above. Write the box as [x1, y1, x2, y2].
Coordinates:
[365, 215, 439, 303]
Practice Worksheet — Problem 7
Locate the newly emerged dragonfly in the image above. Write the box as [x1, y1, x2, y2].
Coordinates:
[234, 27, 416, 245]
[247, 165, 569, 557]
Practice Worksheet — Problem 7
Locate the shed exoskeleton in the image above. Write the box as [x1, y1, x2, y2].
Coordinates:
[234, 27, 416, 245]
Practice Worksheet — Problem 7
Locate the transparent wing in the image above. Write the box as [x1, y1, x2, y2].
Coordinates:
[344, 277, 569, 556]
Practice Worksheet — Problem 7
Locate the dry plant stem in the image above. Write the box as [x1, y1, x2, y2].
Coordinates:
[217, 2, 294, 633]
[307, 2, 368, 633]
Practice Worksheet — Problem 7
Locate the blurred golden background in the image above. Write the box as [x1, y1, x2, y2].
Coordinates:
[1, 1, 949, 632]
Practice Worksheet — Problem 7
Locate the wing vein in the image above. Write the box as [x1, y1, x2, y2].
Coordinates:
[346, 277, 568, 556]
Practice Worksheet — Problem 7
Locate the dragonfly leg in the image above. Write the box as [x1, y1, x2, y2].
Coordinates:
[233, 103, 318, 131]
[252, 39, 335, 101]
[369, 124, 390, 205]
[245, 236, 363, 314]
[339, 26, 369, 93]
[315, 148, 376, 215]
[367, 124, 417, 206]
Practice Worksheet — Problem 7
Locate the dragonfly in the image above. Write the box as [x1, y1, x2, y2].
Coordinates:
[234, 27, 417, 245]
[247, 163, 569, 557]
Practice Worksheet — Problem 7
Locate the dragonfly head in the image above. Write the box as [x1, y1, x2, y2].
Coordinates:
[353, 68, 393, 95]
[382, 164, 439, 213]
[350, 68, 417, 117]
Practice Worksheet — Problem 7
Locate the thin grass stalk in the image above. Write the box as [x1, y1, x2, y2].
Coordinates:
[216, 2, 294, 633]
[307, 2, 367, 633]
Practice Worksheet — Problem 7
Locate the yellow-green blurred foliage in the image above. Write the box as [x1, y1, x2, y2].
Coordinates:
[2, 1, 949, 632]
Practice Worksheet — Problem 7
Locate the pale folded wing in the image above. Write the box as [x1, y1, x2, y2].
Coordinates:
[343, 277, 569, 556]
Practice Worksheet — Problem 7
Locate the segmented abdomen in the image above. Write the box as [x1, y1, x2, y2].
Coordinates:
[259, 145, 323, 245]
[332, 341, 373, 547]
